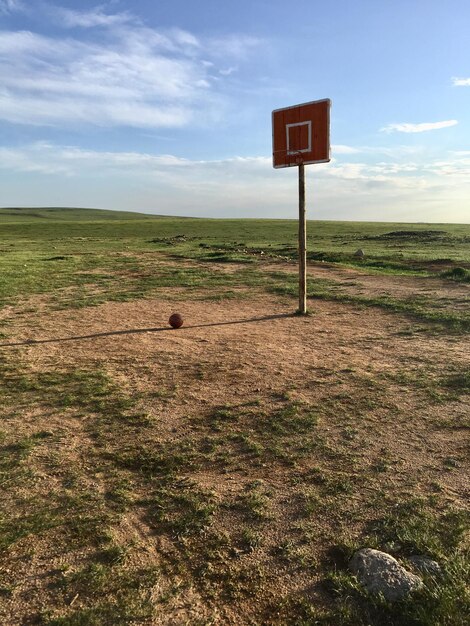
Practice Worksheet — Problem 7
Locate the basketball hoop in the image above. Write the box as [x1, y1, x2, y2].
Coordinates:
[271, 98, 331, 313]
[272, 99, 330, 168]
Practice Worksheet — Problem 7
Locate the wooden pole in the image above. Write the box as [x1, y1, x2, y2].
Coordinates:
[298, 163, 307, 314]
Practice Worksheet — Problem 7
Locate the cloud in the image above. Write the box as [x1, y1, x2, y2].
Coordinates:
[219, 67, 238, 76]
[381, 120, 458, 133]
[332, 145, 360, 154]
[54, 6, 137, 28]
[452, 77, 470, 86]
[0, 142, 271, 177]
[1, 143, 469, 222]
[0, 12, 263, 129]
[207, 34, 265, 60]
[0, 0, 23, 15]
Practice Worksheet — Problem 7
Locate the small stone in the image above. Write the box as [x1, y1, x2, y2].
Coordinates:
[408, 555, 443, 577]
[349, 548, 422, 602]
[354, 248, 365, 258]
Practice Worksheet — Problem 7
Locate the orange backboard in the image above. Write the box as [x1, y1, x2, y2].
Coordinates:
[272, 98, 331, 168]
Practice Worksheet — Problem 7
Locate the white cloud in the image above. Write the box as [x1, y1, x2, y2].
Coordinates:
[332, 145, 360, 154]
[381, 120, 458, 133]
[54, 6, 137, 28]
[0, 0, 23, 15]
[0, 142, 271, 177]
[452, 77, 470, 86]
[0, 14, 263, 129]
[207, 34, 265, 60]
[219, 67, 238, 76]
[1, 143, 469, 222]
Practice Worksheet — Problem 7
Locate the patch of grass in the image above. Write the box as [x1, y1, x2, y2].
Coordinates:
[0, 510, 59, 552]
[385, 366, 470, 403]
[306, 499, 470, 626]
[321, 557, 470, 626]
[230, 432, 264, 457]
[268, 275, 470, 332]
[318, 290, 470, 333]
[368, 498, 468, 558]
[0, 357, 139, 423]
[267, 401, 318, 435]
[195, 399, 322, 469]
[0, 431, 54, 487]
[0, 436, 37, 469]
[440, 369, 470, 393]
[104, 479, 134, 512]
[207, 404, 238, 431]
[232, 480, 272, 521]
[297, 487, 322, 517]
[42, 565, 159, 626]
[114, 441, 198, 477]
[440, 267, 470, 282]
[58, 491, 116, 548]
[240, 527, 263, 551]
[145, 479, 217, 538]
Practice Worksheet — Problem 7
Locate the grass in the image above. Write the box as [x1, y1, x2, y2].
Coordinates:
[232, 481, 272, 521]
[367, 498, 468, 558]
[382, 365, 470, 406]
[1, 349, 468, 624]
[145, 479, 217, 538]
[0, 208, 469, 624]
[312, 499, 470, 626]
[268, 276, 470, 332]
[441, 369, 470, 393]
[41, 564, 159, 626]
[0, 208, 468, 333]
[196, 399, 323, 468]
[440, 267, 470, 282]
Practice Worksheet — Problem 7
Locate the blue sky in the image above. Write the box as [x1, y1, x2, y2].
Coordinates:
[0, 0, 469, 222]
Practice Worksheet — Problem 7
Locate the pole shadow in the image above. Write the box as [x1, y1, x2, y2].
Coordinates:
[0, 313, 296, 348]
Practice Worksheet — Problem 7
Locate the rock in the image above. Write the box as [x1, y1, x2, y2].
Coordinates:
[408, 555, 443, 577]
[354, 248, 365, 258]
[349, 548, 422, 601]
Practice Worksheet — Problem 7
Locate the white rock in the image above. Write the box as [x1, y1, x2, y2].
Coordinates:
[349, 548, 422, 601]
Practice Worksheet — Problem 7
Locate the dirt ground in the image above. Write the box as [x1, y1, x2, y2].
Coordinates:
[1, 262, 469, 624]
[14, 288, 469, 492]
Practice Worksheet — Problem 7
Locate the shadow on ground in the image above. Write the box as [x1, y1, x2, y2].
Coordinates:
[0, 313, 296, 348]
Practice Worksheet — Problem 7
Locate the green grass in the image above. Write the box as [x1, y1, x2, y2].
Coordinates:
[1, 208, 469, 624]
[1, 208, 468, 334]
[196, 399, 322, 468]
[41, 564, 159, 626]
[268, 275, 470, 332]
[441, 369, 470, 393]
[144, 479, 217, 538]
[1, 350, 468, 625]
[232, 480, 272, 521]
[0, 359, 135, 418]
[440, 267, 470, 282]
[316, 499, 470, 626]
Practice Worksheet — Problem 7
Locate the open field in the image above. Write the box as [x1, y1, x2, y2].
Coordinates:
[0, 208, 469, 625]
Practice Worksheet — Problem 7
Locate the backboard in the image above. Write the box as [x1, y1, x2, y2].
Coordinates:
[272, 98, 331, 168]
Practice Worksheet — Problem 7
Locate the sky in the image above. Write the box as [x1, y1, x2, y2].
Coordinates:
[0, 0, 469, 222]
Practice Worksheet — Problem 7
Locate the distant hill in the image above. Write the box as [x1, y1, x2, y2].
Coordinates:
[0, 207, 169, 222]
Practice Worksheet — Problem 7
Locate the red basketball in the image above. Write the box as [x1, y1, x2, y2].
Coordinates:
[169, 313, 183, 329]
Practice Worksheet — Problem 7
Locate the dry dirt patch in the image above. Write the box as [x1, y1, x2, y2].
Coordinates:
[18, 293, 468, 490]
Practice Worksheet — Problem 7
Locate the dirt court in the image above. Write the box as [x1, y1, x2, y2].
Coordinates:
[17, 289, 469, 491]
[1, 263, 469, 624]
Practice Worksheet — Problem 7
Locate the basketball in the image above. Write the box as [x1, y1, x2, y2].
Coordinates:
[169, 313, 184, 329]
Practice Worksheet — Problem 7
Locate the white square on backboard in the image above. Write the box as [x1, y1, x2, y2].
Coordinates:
[286, 121, 312, 155]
